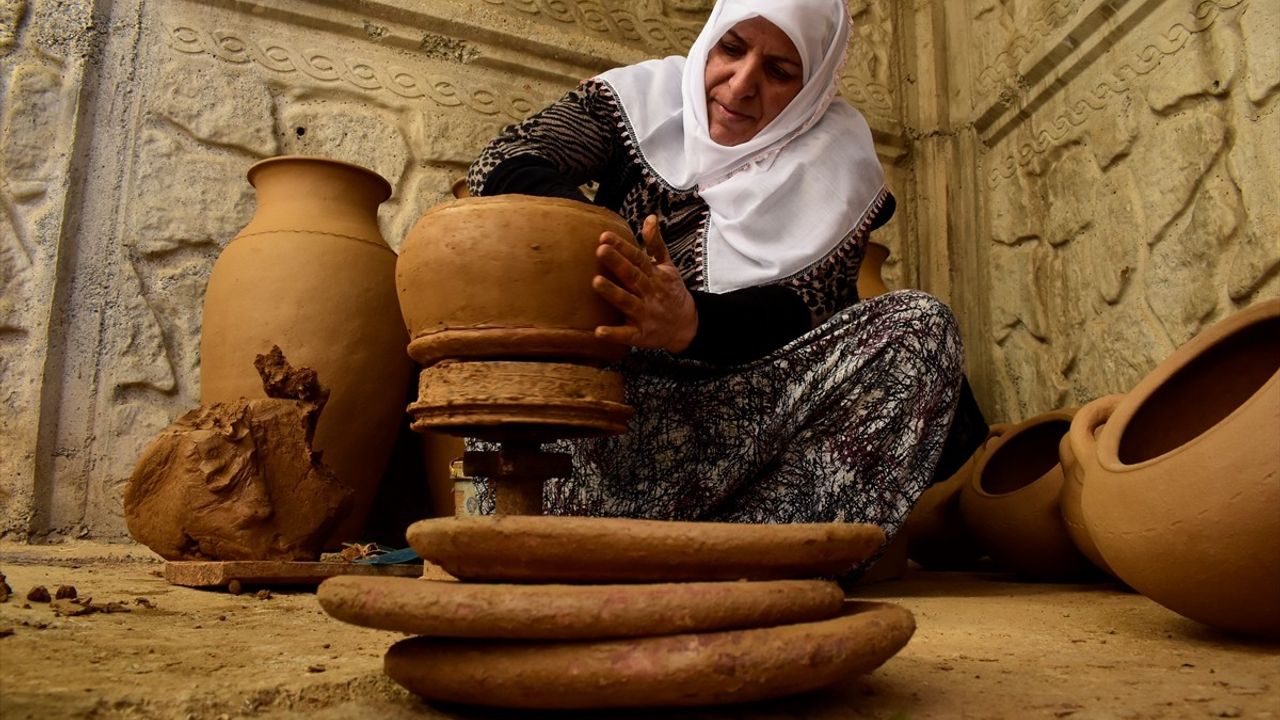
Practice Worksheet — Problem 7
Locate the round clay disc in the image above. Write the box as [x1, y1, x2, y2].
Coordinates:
[383, 601, 915, 709]
[318, 576, 844, 640]
[407, 516, 885, 583]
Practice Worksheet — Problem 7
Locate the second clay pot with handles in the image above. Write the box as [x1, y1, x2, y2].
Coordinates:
[1075, 299, 1280, 638]
[959, 410, 1096, 581]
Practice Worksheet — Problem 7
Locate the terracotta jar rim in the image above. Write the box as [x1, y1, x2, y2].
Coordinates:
[247, 155, 392, 202]
[969, 410, 1074, 499]
[1097, 299, 1280, 473]
[419, 194, 630, 226]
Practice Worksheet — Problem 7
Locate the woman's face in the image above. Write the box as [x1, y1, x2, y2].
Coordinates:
[704, 17, 804, 147]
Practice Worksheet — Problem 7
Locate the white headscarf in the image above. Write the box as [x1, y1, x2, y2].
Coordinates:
[596, 0, 886, 293]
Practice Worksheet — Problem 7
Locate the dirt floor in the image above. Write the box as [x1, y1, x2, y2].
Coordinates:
[0, 541, 1277, 720]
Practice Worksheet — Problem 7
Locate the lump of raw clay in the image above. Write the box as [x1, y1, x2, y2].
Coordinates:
[124, 347, 352, 561]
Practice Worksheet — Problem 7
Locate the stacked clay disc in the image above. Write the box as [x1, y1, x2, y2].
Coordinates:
[318, 516, 917, 709]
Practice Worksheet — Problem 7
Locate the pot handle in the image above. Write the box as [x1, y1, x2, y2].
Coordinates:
[1068, 394, 1124, 475]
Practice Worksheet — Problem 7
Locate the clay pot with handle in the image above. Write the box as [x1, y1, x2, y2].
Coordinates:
[1058, 394, 1123, 577]
[903, 423, 1010, 570]
[959, 410, 1097, 580]
[1076, 299, 1280, 638]
[200, 156, 413, 546]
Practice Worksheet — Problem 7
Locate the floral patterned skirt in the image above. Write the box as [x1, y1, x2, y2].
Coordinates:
[473, 289, 964, 555]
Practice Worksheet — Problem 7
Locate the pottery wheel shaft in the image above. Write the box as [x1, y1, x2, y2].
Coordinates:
[462, 444, 572, 516]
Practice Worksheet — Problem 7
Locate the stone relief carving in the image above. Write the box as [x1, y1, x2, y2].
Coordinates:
[168, 25, 543, 121]
[978, 0, 1278, 417]
[0, 0, 25, 55]
[478, 0, 703, 53]
[841, 0, 895, 116]
[973, 0, 1085, 101]
[986, 0, 1246, 187]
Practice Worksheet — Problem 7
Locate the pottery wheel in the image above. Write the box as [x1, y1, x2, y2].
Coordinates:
[318, 576, 844, 640]
[384, 601, 915, 709]
[407, 516, 886, 582]
[408, 360, 632, 441]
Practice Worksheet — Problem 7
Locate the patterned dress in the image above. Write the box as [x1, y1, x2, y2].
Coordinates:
[466, 79, 965, 561]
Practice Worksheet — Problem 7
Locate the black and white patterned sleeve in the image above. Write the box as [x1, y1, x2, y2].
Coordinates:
[467, 79, 622, 197]
[784, 190, 895, 323]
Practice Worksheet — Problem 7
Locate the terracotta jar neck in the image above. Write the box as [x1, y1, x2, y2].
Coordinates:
[240, 157, 392, 246]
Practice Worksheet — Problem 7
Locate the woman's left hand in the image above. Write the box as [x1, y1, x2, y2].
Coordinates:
[593, 214, 698, 353]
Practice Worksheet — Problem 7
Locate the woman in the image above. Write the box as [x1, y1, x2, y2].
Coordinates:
[467, 0, 965, 553]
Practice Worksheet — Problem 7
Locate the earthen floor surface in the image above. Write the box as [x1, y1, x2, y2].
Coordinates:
[0, 541, 1276, 720]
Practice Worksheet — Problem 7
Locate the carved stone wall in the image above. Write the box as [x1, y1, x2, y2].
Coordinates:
[0, 0, 910, 540]
[938, 0, 1278, 420]
[8, 0, 1267, 540]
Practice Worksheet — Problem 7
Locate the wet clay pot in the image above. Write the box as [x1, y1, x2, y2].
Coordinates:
[857, 241, 891, 299]
[1059, 395, 1123, 577]
[1076, 299, 1280, 639]
[959, 410, 1096, 580]
[397, 195, 630, 367]
[397, 195, 635, 439]
[200, 156, 412, 546]
[904, 423, 1010, 570]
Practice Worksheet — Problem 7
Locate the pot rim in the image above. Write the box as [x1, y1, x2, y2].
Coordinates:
[417, 193, 632, 229]
[247, 155, 392, 202]
[968, 410, 1074, 499]
[1097, 298, 1280, 473]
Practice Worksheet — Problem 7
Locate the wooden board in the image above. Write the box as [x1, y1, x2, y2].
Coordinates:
[163, 560, 425, 588]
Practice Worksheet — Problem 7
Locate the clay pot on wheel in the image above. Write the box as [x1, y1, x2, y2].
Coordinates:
[1076, 299, 1280, 638]
[397, 195, 634, 441]
[200, 156, 413, 546]
[904, 423, 1010, 570]
[959, 411, 1096, 580]
[1058, 395, 1123, 577]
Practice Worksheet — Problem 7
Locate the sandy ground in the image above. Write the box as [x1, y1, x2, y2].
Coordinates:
[0, 541, 1277, 720]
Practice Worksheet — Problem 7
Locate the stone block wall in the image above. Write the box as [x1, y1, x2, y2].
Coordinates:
[1, 0, 1274, 541]
[936, 0, 1278, 419]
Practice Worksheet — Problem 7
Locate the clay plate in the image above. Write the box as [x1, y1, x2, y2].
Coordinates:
[318, 576, 844, 639]
[384, 601, 915, 709]
[316, 573, 844, 635]
[407, 516, 885, 583]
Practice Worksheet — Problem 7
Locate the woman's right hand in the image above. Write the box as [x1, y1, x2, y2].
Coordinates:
[593, 215, 698, 353]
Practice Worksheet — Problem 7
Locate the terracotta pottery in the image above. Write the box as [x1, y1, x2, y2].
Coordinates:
[407, 516, 885, 583]
[1058, 395, 1123, 577]
[397, 194, 630, 367]
[397, 194, 636, 441]
[383, 601, 915, 709]
[1077, 299, 1280, 638]
[959, 410, 1096, 580]
[904, 423, 1010, 570]
[408, 360, 631, 440]
[200, 156, 412, 545]
[318, 576, 844, 639]
[857, 241, 891, 299]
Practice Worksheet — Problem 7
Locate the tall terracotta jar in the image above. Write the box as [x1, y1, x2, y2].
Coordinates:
[1076, 299, 1280, 638]
[959, 410, 1096, 580]
[200, 156, 413, 546]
